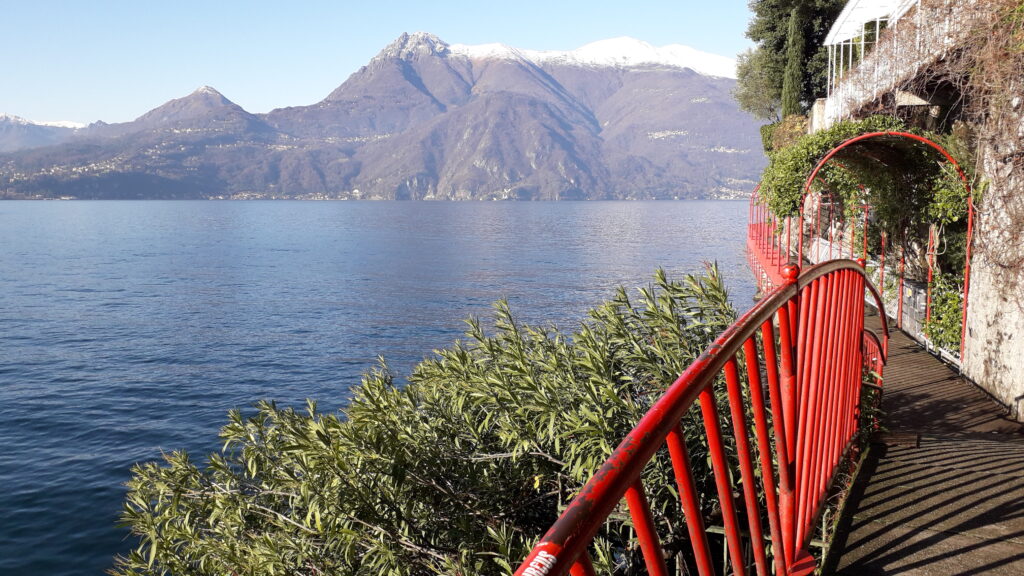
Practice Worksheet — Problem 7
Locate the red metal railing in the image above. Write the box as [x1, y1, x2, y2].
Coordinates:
[748, 187, 791, 292]
[514, 261, 888, 576]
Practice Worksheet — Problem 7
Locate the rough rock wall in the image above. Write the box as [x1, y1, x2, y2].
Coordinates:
[962, 104, 1024, 419]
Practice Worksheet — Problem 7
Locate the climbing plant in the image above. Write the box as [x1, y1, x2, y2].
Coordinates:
[924, 272, 965, 351]
[757, 112, 985, 355]
[758, 115, 906, 217]
[759, 115, 981, 275]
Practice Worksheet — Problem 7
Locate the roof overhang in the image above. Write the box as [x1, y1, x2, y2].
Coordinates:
[824, 0, 911, 45]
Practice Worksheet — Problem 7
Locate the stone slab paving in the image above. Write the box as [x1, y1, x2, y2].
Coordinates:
[831, 322, 1024, 574]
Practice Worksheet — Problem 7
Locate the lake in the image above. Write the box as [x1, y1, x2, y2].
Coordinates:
[0, 200, 756, 575]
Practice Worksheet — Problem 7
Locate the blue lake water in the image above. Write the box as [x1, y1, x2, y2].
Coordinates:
[0, 200, 756, 575]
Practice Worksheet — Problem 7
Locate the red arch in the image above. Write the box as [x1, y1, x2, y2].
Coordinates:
[797, 131, 975, 359]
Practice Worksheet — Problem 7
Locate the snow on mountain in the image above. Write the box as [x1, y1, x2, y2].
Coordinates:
[371, 32, 452, 63]
[3, 31, 762, 198]
[450, 36, 736, 78]
[36, 120, 86, 129]
[448, 42, 522, 61]
[0, 113, 84, 129]
[1, 113, 81, 153]
[0, 113, 34, 126]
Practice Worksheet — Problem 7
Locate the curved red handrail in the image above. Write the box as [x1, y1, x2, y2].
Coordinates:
[514, 261, 888, 576]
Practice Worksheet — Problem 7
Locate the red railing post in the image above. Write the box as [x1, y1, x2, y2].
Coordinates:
[786, 216, 792, 264]
[724, 357, 770, 576]
[862, 203, 869, 261]
[926, 225, 936, 323]
[699, 388, 749, 576]
[624, 482, 669, 576]
[665, 428, 715, 576]
[569, 554, 596, 576]
[962, 195, 975, 359]
[744, 336, 788, 575]
[880, 231, 887, 304]
[748, 186, 790, 289]
[826, 201, 831, 260]
[898, 241, 906, 330]
[799, 205, 805, 264]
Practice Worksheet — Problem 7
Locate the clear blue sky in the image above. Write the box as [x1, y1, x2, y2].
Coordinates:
[1, 1, 755, 124]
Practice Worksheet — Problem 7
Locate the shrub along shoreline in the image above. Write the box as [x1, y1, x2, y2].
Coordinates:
[114, 266, 737, 576]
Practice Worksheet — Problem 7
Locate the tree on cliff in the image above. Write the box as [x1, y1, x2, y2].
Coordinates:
[782, 6, 808, 117]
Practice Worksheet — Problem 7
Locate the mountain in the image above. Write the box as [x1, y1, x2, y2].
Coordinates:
[86, 86, 273, 138]
[449, 36, 737, 77]
[0, 33, 765, 200]
[1, 87, 281, 199]
[0, 114, 79, 153]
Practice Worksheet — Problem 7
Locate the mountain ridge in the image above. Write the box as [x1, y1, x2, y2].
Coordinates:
[451, 35, 737, 78]
[0, 33, 764, 200]
[0, 115, 82, 153]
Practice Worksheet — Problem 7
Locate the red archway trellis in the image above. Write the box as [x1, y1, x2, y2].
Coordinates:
[803, 131, 974, 359]
[749, 131, 974, 359]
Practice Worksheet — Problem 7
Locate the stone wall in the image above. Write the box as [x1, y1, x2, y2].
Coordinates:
[823, 0, 989, 128]
[961, 104, 1024, 419]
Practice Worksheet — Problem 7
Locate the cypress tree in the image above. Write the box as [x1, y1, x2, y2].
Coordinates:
[781, 7, 806, 117]
[736, 1, 845, 119]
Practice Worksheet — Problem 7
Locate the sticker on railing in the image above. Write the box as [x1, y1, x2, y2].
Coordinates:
[520, 550, 558, 576]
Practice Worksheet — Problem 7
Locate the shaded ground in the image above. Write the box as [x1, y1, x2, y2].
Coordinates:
[829, 321, 1024, 575]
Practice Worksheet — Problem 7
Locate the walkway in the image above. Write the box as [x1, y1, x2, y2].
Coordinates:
[829, 314, 1024, 574]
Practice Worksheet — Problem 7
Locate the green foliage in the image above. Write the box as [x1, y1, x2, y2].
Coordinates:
[782, 8, 807, 117]
[928, 162, 970, 225]
[927, 126, 985, 226]
[801, 0, 847, 100]
[738, 0, 845, 116]
[924, 272, 964, 352]
[735, 49, 784, 122]
[113, 267, 738, 576]
[926, 127, 985, 276]
[759, 115, 986, 282]
[759, 115, 906, 216]
[761, 121, 780, 153]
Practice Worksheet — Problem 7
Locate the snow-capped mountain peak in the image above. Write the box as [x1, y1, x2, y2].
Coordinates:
[0, 113, 33, 126]
[373, 32, 451, 63]
[450, 36, 736, 78]
[194, 85, 223, 97]
[0, 113, 84, 129]
[36, 120, 86, 129]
